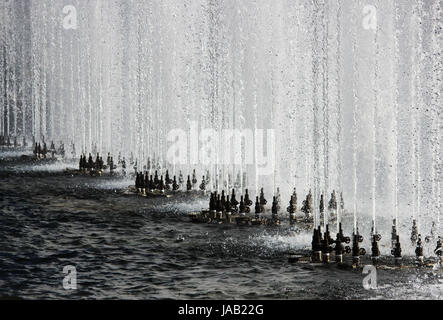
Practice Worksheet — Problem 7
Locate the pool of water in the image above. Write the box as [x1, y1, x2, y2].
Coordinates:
[0, 152, 441, 300]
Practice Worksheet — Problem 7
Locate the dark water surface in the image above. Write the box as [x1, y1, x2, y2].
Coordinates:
[0, 153, 442, 299]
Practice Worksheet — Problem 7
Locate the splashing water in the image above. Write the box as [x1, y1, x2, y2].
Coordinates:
[0, 0, 441, 240]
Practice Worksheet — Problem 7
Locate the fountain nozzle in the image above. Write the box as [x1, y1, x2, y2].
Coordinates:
[391, 219, 398, 250]
[411, 219, 418, 245]
[287, 192, 297, 225]
[352, 227, 365, 266]
[435, 237, 442, 264]
[415, 235, 424, 265]
[311, 227, 322, 263]
[391, 235, 402, 265]
[371, 234, 381, 264]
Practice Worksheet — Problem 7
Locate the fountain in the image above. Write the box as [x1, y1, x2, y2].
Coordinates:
[0, 0, 441, 263]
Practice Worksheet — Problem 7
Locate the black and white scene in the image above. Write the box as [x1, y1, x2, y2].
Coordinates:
[0, 0, 442, 301]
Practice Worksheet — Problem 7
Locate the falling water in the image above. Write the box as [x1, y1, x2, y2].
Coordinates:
[411, 0, 423, 235]
[371, 16, 379, 233]
[0, 0, 441, 242]
[392, 0, 401, 233]
[430, 1, 442, 240]
[350, 1, 359, 233]
[335, 0, 343, 233]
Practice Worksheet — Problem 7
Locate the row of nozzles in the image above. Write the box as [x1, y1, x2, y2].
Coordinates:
[24, 143, 443, 265]
[312, 220, 442, 266]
